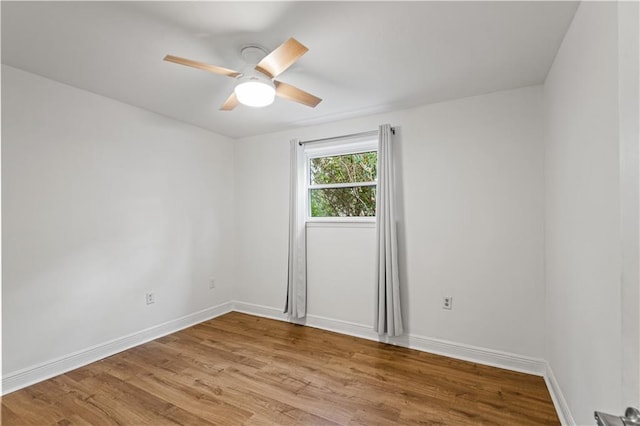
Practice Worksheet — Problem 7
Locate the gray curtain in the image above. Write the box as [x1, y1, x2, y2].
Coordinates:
[284, 139, 307, 320]
[374, 124, 403, 336]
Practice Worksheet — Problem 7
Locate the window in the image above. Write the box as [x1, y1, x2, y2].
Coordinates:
[304, 138, 378, 220]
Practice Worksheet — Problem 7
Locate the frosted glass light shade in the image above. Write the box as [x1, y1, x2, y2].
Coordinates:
[234, 80, 276, 107]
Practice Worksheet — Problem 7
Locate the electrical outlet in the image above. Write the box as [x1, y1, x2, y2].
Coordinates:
[209, 277, 216, 289]
[443, 296, 453, 310]
[146, 292, 155, 305]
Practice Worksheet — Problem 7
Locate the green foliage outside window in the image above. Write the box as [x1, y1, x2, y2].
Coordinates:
[309, 151, 377, 217]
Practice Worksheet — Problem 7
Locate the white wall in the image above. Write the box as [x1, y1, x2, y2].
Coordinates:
[543, 1, 639, 423]
[307, 224, 376, 326]
[2, 65, 236, 375]
[234, 85, 545, 359]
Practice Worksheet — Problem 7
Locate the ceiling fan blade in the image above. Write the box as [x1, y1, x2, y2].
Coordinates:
[274, 81, 322, 108]
[220, 92, 240, 111]
[255, 38, 308, 79]
[164, 55, 241, 78]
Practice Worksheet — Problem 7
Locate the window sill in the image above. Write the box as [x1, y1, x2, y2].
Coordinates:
[306, 220, 376, 228]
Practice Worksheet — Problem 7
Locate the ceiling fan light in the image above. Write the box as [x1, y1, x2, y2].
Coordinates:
[234, 79, 276, 107]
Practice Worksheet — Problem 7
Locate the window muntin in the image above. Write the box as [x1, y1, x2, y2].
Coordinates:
[305, 142, 377, 219]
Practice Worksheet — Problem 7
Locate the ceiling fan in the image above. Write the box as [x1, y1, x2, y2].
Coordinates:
[164, 38, 322, 111]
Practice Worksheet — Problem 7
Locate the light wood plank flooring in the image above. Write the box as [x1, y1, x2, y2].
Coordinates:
[1, 312, 559, 425]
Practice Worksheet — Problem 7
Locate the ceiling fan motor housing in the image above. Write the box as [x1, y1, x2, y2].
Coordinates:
[240, 45, 269, 66]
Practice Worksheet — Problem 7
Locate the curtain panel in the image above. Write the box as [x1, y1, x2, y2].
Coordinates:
[374, 124, 404, 336]
[284, 138, 307, 320]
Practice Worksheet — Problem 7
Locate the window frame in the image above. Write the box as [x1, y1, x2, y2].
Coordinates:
[303, 137, 378, 223]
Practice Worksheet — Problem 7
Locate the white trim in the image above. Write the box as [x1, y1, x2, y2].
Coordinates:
[304, 138, 377, 156]
[234, 302, 574, 421]
[309, 181, 376, 190]
[232, 301, 547, 376]
[399, 334, 546, 376]
[544, 362, 576, 426]
[233, 300, 289, 322]
[299, 130, 379, 147]
[1, 301, 233, 395]
[306, 221, 376, 228]
[3, 299, 574, 426]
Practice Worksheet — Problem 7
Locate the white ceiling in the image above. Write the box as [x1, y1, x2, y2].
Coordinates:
[1, 1, 578, 139]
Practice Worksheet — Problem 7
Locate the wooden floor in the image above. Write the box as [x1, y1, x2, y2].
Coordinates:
[1, 312, 559, 425]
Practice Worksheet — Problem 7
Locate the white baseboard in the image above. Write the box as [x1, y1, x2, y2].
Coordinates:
[544, 362, 575, 426]
[3, 299, 574, 426]
[232, 301, 547, 376]
[232, 300, 289, 322]
[234, 301, 576, 422]
[2, 301, 233, 395]
[400, 333, 547, 376]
